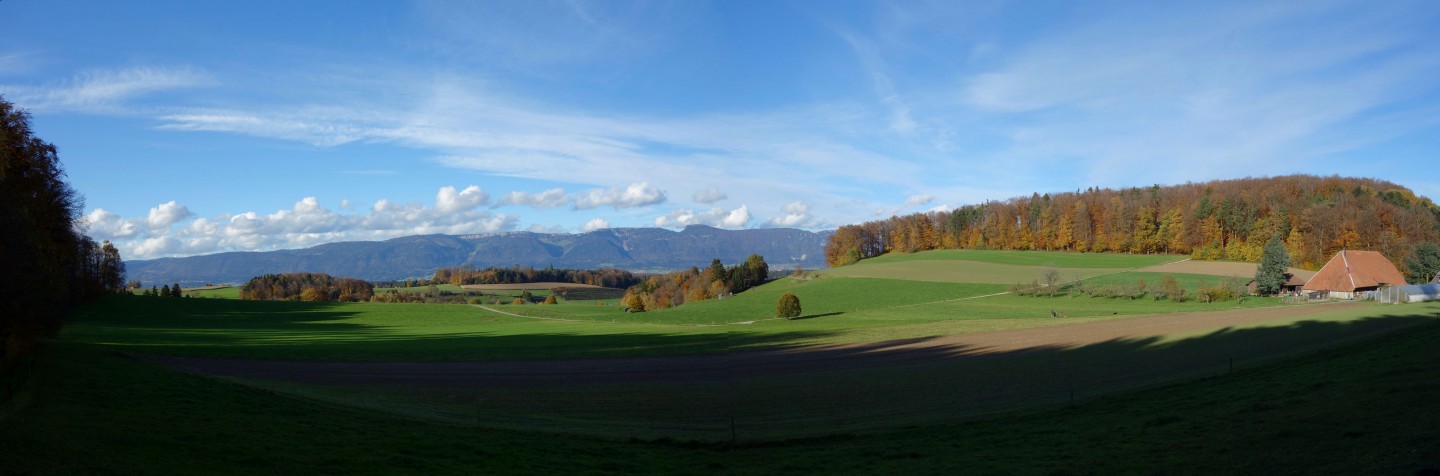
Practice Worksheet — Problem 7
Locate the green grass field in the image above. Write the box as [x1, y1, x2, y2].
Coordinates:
[7, 249, 1440, 471]
[185, 286, 241, 299]
[4, 304, 1436, 473]
[857, 249, 1182, 268]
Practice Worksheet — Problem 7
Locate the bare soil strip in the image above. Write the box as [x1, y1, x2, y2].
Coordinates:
[142, 302, 1371, 389]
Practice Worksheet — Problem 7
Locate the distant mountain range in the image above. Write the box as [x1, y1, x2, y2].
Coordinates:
[126, 225, 832, 286]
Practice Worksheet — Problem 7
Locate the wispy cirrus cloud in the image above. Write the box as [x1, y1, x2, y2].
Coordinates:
[5, 66, 213, 113]
[950, 0, 1440, 187]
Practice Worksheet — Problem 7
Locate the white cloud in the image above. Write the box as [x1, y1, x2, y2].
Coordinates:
[4, 66, 212, 112]
[146, 200, 194, 229]
[765, 201, 814, 228]
[497, 188, 569, 208]
[692, 187, 727, 204]
[84, 209, 142, 239]
[434, 185, 489, 214]
[93, 186, 522, 260]
[581, 218, 611, 232]
[574, 182, 666, 209]
[903, 194, 934, 207]
[655, 205, 750, 229]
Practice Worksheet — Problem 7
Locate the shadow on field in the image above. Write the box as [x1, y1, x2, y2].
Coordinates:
[132, 298, 1440, 441]
[791, 312, 843, 320]
[70, 296, 843, 361]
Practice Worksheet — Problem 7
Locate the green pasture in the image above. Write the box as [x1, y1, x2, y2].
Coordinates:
[262, 302, 1438, 439]
[824, 259, 1112, 284]
[858, 249, 1183, 268]
[1080, 271, 1248, 291]
[826, 249, 1183, 285]
[5, 304, 1437, 472]
[185, 286, 241, 299]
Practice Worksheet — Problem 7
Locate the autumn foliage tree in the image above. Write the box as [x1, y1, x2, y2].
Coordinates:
[432, 265, 640, 289]
[825, 176, 1440, 273]
[621, 255, 770, 312]
[776, 292, 801, 319]
[240, 273, 374, 302]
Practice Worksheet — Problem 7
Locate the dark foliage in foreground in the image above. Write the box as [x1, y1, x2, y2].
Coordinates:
[0, 95, 120, 365]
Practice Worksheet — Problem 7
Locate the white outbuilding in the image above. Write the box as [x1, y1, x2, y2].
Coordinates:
[1376, 284, 1440, 304]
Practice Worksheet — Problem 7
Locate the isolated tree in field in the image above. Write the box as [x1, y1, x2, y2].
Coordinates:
[1159, 274, 1185, 301]
[1405, 242, 1440, 284]
[511, 297, 525, 305]
[1253, 235, 1291, 296]
[171, 283, 182, 298]
[1039, 265, 1061, 296]
[543, 295, 557, 304]
[160, 284, 172, 298]
[776, 292, 802, 319]
[621, 291, 645, 312]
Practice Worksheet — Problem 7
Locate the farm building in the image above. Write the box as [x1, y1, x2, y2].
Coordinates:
[1376, 284, 1440, 304]
[1246, 273, 1307, 295]
[1300, 250, 1407, 300]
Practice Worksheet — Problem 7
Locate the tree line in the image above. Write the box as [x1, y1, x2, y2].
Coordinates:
[826, 175, 1440, 272]
[2, 96, 126, 366]
[239, 273, 375, 302]
[621, 255, 769, 312]
[431, 265, 641, 289]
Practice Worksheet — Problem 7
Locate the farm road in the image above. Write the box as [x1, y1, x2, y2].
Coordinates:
[144, 302, 1376, 388]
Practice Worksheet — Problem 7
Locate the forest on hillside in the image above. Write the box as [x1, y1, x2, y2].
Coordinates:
[240, 273, 375, 302]
[431, 265, 642, 289]
[825, 175, 1440, 271]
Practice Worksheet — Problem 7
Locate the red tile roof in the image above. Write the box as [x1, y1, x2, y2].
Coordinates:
[1301, 250, 1407, 292]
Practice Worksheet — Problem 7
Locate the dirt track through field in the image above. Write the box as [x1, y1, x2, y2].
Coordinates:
[144, 302, 1371, 388]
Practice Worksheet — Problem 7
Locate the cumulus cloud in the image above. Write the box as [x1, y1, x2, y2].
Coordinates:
[89, 186, 524, 260]
[434, 185, 489, 214]
[84, 209, 142, 239]
[574, 182, 666, 210]
[497, 188, 569, 208]
[146, 200, 194, 228]
[765, 201, 813, 228]
[692, 187, 727, 204]
[581, 218, 611, 232]
[654, 205, 750, 229]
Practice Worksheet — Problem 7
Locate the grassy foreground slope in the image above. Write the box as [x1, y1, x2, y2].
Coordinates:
[3, 311, 1437, 473]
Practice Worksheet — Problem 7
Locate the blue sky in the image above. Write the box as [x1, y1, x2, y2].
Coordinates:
[3, 0, 1439, 260]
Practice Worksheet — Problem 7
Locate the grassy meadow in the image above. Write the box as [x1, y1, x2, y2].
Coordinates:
[9, 249, 1438, 471]
[4, 303, 1437, 473]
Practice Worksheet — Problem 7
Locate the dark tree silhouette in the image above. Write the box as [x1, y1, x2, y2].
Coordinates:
[1, 95, 110, 364]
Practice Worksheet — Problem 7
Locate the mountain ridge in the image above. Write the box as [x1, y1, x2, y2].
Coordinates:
[127, 225, 831, 286]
